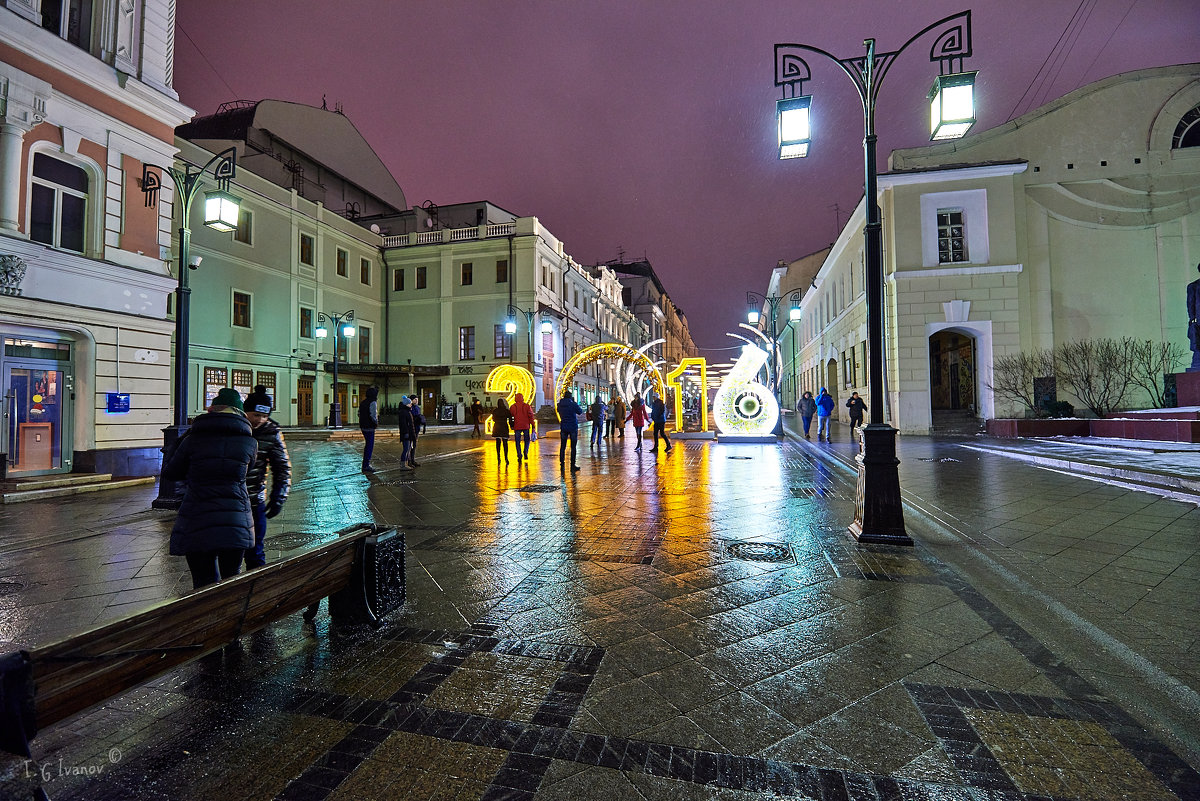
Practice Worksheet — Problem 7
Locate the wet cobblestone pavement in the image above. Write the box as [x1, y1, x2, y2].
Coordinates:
[2, 422, 1199, 800]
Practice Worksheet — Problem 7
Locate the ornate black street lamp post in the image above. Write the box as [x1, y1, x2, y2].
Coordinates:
[746, 290, 802, 437]
[773, 11, 978, 544]
[315, 310, 355, 428]
[145, 148, 241, 509]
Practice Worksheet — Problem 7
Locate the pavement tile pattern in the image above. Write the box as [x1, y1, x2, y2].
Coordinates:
[2, 423, 1198, 800]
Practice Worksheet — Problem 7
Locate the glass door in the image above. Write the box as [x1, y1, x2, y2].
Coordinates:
[5, 364, 66, 476]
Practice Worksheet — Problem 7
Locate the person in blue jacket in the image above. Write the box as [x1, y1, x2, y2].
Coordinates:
[556, 390, 583, 472]
[651, 396, 672, 453]
[815, 387, 835, 441]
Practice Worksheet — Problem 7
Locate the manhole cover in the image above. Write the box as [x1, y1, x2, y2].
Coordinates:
[726, 541, 793, 563]
[0, 581, 24, 596]
[518, 484, 560, 493]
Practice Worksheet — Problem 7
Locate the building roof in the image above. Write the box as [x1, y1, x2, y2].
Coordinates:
[178, 99, 406, 211]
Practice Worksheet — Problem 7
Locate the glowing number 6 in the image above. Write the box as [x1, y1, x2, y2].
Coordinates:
[712, 344, 779, 436]
[483, 365, 536, 436]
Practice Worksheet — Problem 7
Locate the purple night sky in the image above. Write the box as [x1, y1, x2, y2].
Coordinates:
[174, 0, 1200, 351]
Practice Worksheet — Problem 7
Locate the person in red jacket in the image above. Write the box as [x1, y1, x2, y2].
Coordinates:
[510, 392, 536, 463]
[626, 394, 649, 452]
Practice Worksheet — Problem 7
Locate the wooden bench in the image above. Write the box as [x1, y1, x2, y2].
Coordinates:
[0, 522, 404, 769]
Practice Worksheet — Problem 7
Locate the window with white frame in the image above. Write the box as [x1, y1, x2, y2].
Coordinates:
[936, 209, 968, 264]
[41, 0, 93, 49]
[30, 153, 88, 253]
[494, 325, 512, 359]
[300, 233, 315, 266]
[234, 209, 253, 244]
[459, 326, 475, 360]
[336, 247, 348, 277]
[360, 257, 371, 285]
[232, 291, 251, 328]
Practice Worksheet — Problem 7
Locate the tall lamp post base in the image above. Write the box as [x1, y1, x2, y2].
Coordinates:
[151, 424, 189, 510]
[848, 423, 912, 546]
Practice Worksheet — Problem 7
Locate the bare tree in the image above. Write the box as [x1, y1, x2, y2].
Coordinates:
[1128, 339, 1187, 409]
[987, 348, 1055, 417]
[1054, 338, 1137, 417]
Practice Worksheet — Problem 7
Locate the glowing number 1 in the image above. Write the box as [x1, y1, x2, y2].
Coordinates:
[666, 358, 708, 433]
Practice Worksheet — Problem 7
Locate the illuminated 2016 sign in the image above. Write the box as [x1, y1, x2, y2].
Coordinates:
[483, 364, 536, 435]
[711, 344, 779, 436]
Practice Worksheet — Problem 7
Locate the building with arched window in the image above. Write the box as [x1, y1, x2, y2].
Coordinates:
[787, 63, 1200, 434]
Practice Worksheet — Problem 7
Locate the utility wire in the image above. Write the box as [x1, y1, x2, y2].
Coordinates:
[1033, 0, 1097, 111]
[1006, 0, 1089, 122]
[1080, 0, 1138, 84]
[178, 24, 239, 101]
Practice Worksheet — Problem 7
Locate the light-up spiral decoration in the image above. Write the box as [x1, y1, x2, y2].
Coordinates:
[483, 364, 536, 435]
[555, 343, 665, 420]
[712, 343, 779, 435]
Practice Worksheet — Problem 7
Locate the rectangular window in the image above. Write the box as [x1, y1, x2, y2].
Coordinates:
[416, 266, 427, 289]
[494, 325, 512, 359]
[299, 233, 315, 266]
[234, 208, 253, 244]
[459, 326, 475, 360]
[336, 248, 348, 277]
[860, 342, 868, 385]
[358, 327, 371, 364]
[337, 333, 349, 363]
[300, 307, 313, 338]
[496, 259, 509, 283]
[232, 291, 251, 328]
[204, 367, 227, 410]
[937, 209, 968, 263]
[30, 153, 88, 253]
[461, 262, 473, 286]
[41, 0, 92, 48]
[360, 257, 371, 285]
[255, 372, 277, 410]
[393, 268, 404, 291]
[231, 369, 253, 402]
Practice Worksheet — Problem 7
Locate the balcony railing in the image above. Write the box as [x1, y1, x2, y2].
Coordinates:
[382, 221, 518, 249]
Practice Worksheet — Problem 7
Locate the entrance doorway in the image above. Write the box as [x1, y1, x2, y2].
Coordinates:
[297, 377, 313, 425]
[929, 330, 976, 411]
[4, 362, 69, 477]
[416, 381, 439, 420]
[824, 359, 839, 407]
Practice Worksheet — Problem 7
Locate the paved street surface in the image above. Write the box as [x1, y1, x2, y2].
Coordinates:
[1, 420, 1198, 800]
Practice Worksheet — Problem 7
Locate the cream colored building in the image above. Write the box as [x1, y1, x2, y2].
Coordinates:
[789, 63, 1200, 433]
[0, 0, 190, 477]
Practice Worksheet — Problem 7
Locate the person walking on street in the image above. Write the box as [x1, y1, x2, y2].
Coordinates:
[589, 396, 607, 448]
[846, 392, 867, 433]
[651, 396, 672, 453]
[161, 388, 257, 590]
[815, 387, 835, 441]
[557, 390, 583, 471]
[510, 392, 536, 463]
[797, 391, 817, 439]
[407, 394, 425, 466]
[492, 398, 514, 465]
[358, 386, 379, 472]
[242, 386, 291, 570]
[627, 395, 648, 451]
[611, 396, 627, 439]
[470, 395, 483, 438]
[397, 396, 416, 469]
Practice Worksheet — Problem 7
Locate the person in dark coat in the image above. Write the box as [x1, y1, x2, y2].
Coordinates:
[845, 391, 867, 432]
[470, 396, 484, 437]
[650, 396, 672, 452]
[492, 398, 514, 465]
[242, 386, 291, 569]
[358, 386, 378, 473]
[162, 388, 257, 589]
[407, 394, 425, 466]
[556, 390, 583, 472]
[396, 396, 416, 469]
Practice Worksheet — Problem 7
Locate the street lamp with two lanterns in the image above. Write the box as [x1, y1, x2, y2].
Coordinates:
[746, 290, 802, 438]
[315, 310, 355, 428]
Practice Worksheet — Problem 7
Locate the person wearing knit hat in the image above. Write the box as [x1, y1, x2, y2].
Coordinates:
[396, 395, 416, 469]
[162, 388, 257, 589]
[241, 385, 290, 569]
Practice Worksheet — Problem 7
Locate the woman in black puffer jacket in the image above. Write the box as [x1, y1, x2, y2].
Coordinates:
[162, 388, 258, 589]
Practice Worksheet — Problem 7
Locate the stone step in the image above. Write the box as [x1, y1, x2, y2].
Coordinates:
[1110, 406, 1200, 421]
[0, 475, 155, 504]
[0, 472, 114, 491]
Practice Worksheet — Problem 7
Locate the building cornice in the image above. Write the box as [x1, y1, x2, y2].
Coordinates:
[879, 162, 1028, 188]
[888, 263, 1023, 282]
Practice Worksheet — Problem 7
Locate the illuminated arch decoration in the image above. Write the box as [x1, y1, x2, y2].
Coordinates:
[555, 343, 665, 419]
[620, 339, 664, 401]
[712, 343, 779, 435]
[483, 364, 536, 436]
[666, 358, 709, 433]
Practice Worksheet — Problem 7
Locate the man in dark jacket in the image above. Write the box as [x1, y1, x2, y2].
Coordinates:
[650, 396, 672, 453]
[556, 390, 583, 472]
[407, 394, 425, 466]
[470, 396, 483, 437]
[845, 392, 867, 432]
[359, 386, 379, 473]
[242, 386, 291, 569]
[397, 396, 416, 469]
[162, 388, 257, 589]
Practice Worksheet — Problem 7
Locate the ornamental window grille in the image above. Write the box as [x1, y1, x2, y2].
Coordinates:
[937, 209, 968, 263]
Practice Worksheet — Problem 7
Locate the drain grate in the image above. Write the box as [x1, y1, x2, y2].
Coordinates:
[0, 581, 24, 596]
[517, 484, 561, 493]
[726, 541, 793, 563]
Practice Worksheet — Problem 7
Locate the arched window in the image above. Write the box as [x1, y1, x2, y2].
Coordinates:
[1173, 105, 1200, 149]
[30, 153, 89, 253]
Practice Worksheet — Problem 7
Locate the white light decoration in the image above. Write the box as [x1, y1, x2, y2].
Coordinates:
[556, 343, 665, 419]
[928, 71, 977, 141]
[712, 343, 779, 436]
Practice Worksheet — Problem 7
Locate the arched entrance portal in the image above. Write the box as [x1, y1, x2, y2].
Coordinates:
[929, 330, 976, 412]
[555, 343, 665, 419]
[824, 359, 839, 407]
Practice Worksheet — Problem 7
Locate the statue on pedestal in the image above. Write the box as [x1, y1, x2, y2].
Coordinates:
[1190, 263, 1200, 372]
